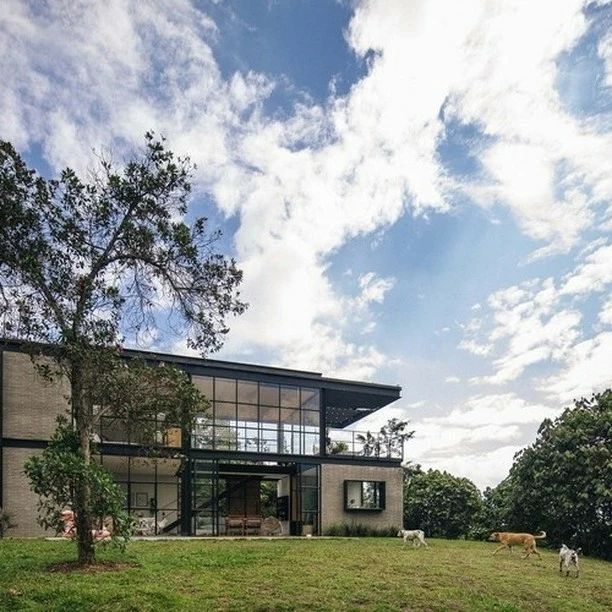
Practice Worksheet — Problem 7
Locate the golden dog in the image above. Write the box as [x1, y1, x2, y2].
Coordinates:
[489, 531, 546, 558]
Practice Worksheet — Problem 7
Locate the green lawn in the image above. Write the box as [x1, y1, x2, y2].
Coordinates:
[0, 538, 610, 611]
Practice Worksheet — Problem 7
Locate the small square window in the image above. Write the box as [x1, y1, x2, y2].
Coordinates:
[344, 480, 385, 511]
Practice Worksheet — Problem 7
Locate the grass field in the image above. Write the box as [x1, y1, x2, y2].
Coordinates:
[0, 538, 610, 611]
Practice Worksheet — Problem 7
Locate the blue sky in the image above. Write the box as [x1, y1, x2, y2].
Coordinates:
[1, 0, 611, 487]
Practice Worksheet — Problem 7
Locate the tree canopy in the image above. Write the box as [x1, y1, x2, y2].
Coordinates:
[403, 466, 483, 539]
[485, 390, 612, 559]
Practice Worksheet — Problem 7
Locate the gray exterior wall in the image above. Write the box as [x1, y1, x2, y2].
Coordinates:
[2, 447, 49, 536]
[2, 350, 70, 440]
[1, 350, 69, 536]
[320, 463, 403, 531]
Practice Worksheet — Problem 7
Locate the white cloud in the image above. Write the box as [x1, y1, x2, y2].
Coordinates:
[600, 299, 612, 325]
[458, 338, 492, 356]
[559, 244, 612, 296]
[541, 331, 612, 402]
[452, 238, 612, 430]
[405, 393, 560, 487]
[441, 394, 558, 427]
[420, 445, 524, 489]
[599, 25, 612, 87]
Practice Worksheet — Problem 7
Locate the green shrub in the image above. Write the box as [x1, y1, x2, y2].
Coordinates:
[323, 523, 399, 537]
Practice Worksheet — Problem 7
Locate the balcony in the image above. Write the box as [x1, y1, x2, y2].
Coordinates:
[325, 428, 403, 461]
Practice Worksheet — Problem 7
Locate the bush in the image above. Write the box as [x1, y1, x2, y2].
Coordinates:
[403, 467, 483, 539]
[322, 523, 399, 537]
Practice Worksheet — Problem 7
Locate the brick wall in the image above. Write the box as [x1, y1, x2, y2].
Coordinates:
[2, 350, 71, 440]
[320, 463, 403, 531]
[2, 447, 50, 537]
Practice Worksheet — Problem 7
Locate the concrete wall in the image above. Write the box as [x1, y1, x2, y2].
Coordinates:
[2, 350, 70, 440]
[320, 463, 403, 532]
[2, 447, 50, 537]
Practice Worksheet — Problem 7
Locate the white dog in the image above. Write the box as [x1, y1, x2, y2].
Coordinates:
[397, 529, 428, 548]
[559, 544, 580, 577]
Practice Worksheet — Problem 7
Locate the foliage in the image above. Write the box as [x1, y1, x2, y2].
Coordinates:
[467, 479, 514, 541]
[0, 507, 16, 537]
[326, 440, 349, 455]
[24, 418, 133, 548]
[403, 466, 483, 538]
[322, 522, 399, 537]
[0, 133, 246, 351]
[260, 480, 278, 517]
[0, 133, 244, 564]
[356, 418, 414, 458]
[1, 538, 611, 611]
[483, 390, 612, 559]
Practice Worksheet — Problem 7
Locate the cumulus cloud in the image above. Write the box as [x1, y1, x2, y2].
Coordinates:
[460, 242, 612, 385]
[541, 332, 612, 402]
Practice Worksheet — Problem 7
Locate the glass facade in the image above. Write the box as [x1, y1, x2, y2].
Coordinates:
[98, 455, 182, 535]
[190, 459, 320, 536]
[192, 376, 321, 456]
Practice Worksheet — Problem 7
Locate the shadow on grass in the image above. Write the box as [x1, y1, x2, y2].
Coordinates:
[47, 560, 140, 573]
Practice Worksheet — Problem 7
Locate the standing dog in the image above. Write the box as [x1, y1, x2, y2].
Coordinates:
[488, 531, 546, 558]
[397, 529, 428, 547]
[559, 544, 580, 577]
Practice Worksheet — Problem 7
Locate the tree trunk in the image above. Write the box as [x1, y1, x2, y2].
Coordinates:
[72, 365, 95, 566]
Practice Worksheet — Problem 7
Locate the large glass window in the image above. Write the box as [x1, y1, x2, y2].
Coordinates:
[99, 455, 181, 535]
[190, 377, 321, 456]
[344, 480, 386, 511]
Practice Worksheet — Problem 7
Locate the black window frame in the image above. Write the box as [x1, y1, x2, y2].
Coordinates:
[343, 479, 386, 511]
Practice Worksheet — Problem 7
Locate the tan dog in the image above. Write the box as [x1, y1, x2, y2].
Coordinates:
[489, 531, 546, 558]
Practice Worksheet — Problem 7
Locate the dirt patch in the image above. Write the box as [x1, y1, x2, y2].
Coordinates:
[47, 560, 140, 574]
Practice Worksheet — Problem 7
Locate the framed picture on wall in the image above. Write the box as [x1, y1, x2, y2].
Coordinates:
[133, 492, 149, 508]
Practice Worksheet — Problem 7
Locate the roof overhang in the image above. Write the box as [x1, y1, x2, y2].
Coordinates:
[322, 380, 401, 428]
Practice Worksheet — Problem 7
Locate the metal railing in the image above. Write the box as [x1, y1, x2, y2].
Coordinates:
[325, 428, 403, 461]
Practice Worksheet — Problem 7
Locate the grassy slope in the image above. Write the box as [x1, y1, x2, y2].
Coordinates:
[0, 538, 610, 611]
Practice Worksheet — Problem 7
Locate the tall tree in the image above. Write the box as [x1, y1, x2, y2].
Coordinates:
[489, 391, 612, 559]
[0, 134, 246, 564]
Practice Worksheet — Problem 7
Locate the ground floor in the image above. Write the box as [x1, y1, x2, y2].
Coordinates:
[1, 445, 403, 537]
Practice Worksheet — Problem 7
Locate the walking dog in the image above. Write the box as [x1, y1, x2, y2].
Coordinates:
[397, 529, 428, 547]
[488, 531, 546, 558]
[559, 544, 580, 577]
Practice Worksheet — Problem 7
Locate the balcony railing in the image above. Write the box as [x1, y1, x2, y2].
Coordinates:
[326, 428, 403, 461]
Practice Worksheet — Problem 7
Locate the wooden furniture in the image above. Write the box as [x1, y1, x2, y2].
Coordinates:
[225, 516, 245, 535]
[224, 515, 263, 535]
[244, 516, 262, 535]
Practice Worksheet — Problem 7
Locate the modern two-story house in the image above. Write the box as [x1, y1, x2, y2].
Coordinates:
[0, 340, 403, 537]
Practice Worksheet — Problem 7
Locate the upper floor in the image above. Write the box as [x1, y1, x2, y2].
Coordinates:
[0, 341, 403, 463]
